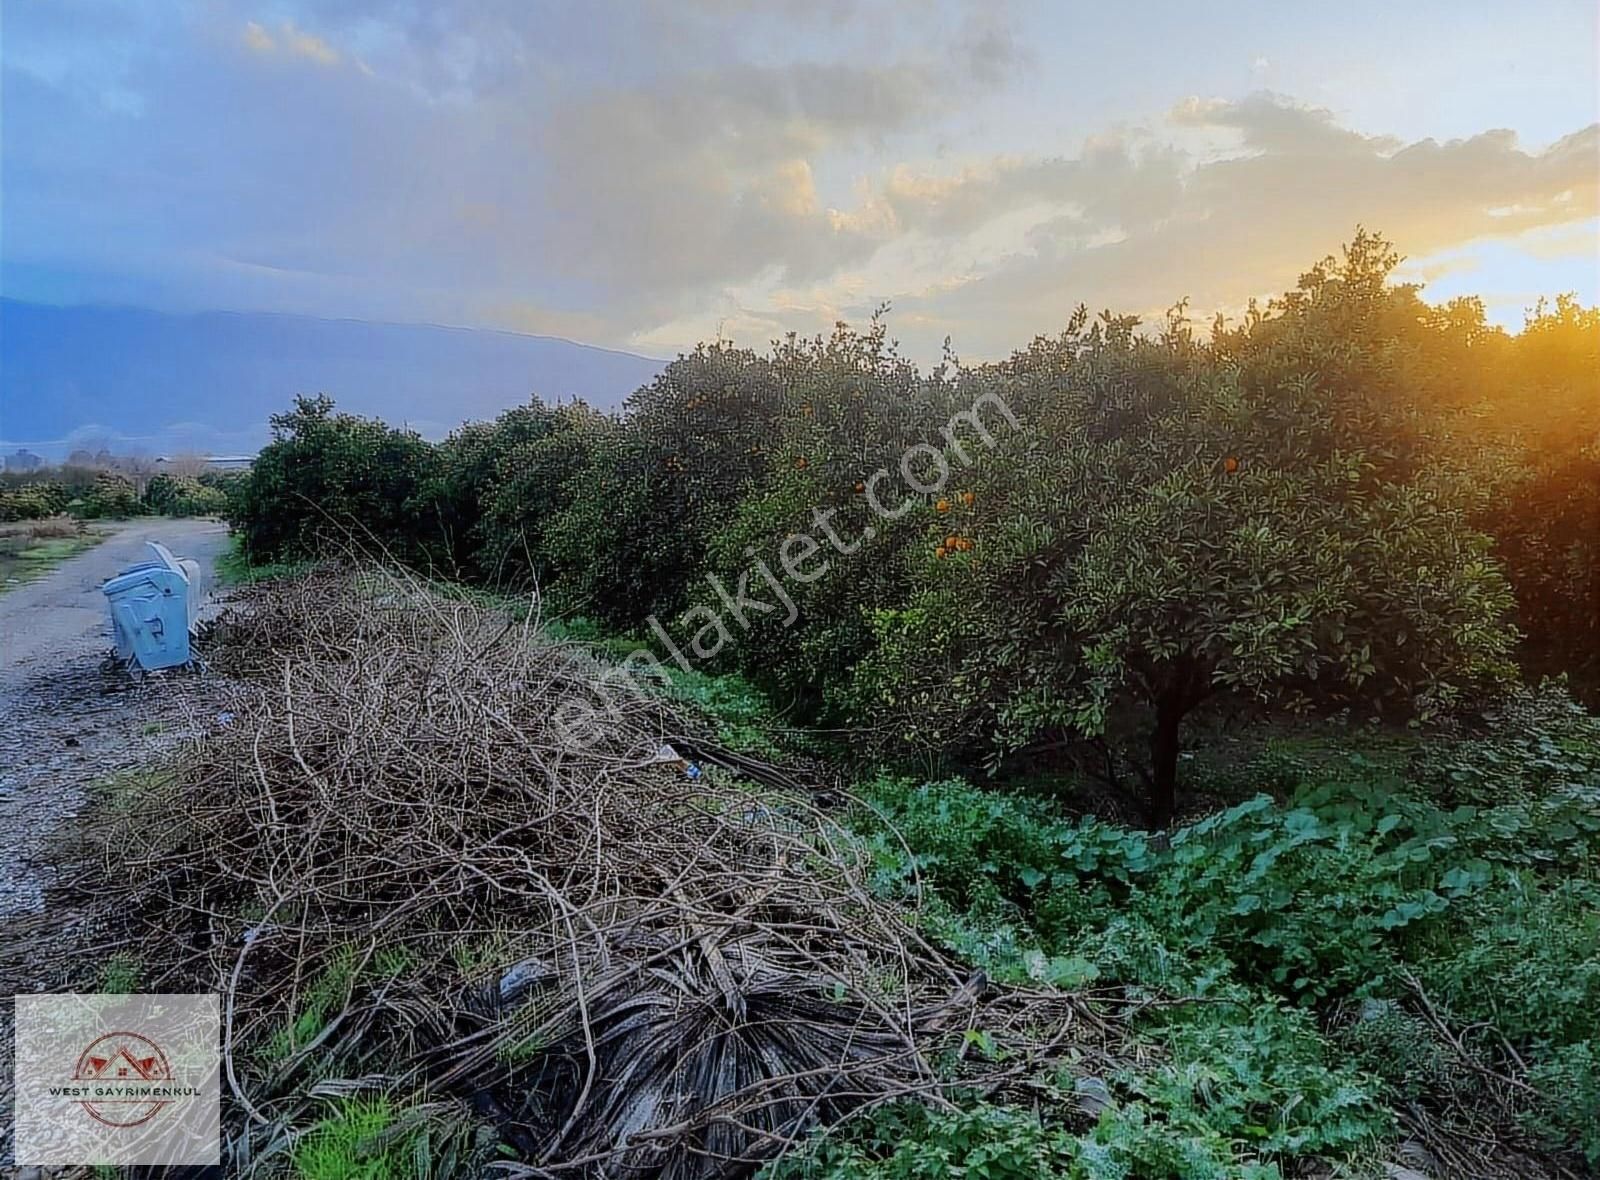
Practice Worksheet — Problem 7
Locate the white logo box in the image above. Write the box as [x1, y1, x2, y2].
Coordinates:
[13, 993, 221, 1166]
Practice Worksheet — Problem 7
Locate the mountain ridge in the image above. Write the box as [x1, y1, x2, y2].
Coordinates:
[0, 299, 666, 459]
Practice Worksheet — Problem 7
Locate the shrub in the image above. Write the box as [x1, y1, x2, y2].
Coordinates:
[231, 395, 441, 564]
[470, 401, 614, 588]
[144, 472, 229, 516]
[851, 700, 1600, 1163]
[848, 235, 1519, 825]
[73, 471, 144, 518]
[693, 320, 957, 711]
[0, 480, 68, 521]
[413, 400, 575, 580]
[1481, 296, 1600, 704]
[541, 343, 794, 627]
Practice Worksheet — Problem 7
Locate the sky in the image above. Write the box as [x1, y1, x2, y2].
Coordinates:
[3, 0, 1598, 363]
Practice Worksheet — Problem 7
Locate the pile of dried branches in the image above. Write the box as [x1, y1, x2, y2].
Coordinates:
[61, 567, 1114, 1177]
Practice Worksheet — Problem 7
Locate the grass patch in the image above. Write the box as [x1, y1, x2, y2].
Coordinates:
[0, 517, 107, 590]
[293, 1097, 402, 1180]
[215, 532, 317, 585]
[263, 945, 416, 1065]
[293, 1096, 490, 1180]
[99, 953, 142, 994]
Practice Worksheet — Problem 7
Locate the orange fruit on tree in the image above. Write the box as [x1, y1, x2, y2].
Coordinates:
[1223, 456, 1239, 473]
[853, 481, 866, 493]
[935, 498, 950, 513]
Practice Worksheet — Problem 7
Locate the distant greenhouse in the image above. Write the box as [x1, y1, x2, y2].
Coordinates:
[154, 454, 254, 472]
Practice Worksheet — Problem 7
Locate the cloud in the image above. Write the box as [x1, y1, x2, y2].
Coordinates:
[523, 29, 1002, 336]
[243, 22, 275, 54]
[240, 19, 340, 66]
[854, 95, 1599, 357]
[520, 82, 1595, 356]
[3, 4, 1595, 369]
[1170, 90, 1394, 154]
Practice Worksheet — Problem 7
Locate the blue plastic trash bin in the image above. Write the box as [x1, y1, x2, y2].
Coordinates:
[103, 543, 201, 670]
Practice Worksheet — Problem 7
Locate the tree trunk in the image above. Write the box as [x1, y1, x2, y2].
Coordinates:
[1148, 693, 1184, 829]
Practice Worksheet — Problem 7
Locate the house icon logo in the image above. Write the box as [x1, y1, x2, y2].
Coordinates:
[15, 993, 220, 1166]
[72, 1031, 175, 1128]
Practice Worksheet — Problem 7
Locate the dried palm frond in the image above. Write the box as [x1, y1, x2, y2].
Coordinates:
[53, 565, 1114, 1178]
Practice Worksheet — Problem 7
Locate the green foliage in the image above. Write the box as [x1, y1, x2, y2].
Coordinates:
[1410, 681, 1600, 806]
[143, 472, 229, 516]
[849, 235, 1520, 823]
[213, 232, 1599, 1172]
[99, 953, 142, 994]
[224, 236, 1595, 799]
[264, 946, 362, 1063]
[1528, 1042, 1600, 1162]
[470, 401, 612, 587]
[765, 1066, 1368, 1180]
[849, 692, 1600, 1163]
[295, 1098, 401, 1180]
[1479, 295, 1600, 704]
[540, 342, 801, 627]
[1123, 1005, 1384, 1159]
[693, 319, 957, 711]
[215, 532, 317, 585]
[655, 663, 783, 755]
[0, 519, 104, 589]
[0, 480, 69, 520]
[766, 1102, 1090, 1180]
[72, 471, 145, 519]
[232, 395, 441, 564]
[294, 1097, 493, 1180]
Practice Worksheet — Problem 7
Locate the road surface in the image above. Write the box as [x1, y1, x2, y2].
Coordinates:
[1, 517, 229, 673]
[0, 518, 231, 929]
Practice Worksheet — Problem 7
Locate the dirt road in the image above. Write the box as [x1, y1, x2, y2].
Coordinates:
[0, 518, 231, 928]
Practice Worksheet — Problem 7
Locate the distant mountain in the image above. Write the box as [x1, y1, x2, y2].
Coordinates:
[0, 300, 665, 459]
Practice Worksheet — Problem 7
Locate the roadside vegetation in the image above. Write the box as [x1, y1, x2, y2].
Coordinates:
[1, 462, 241, 522]
[233, 232, 1598, 801]
[62, 232, 1599, 1178]
[214, 532, 316, 587]
[0, 516, 107, 590]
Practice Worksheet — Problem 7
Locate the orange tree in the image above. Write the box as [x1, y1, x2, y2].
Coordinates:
[541, 343, 792, 628]
[470, 402, 615, 591]
[233, 395, 441, 563]
[849, 236, 1519, 827]
[692, 320, 953, 713]
[418, 400, 572, 579]
[1480, 295, 1600, 702]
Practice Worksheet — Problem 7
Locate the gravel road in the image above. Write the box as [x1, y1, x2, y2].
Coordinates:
[0, 518, 232, 931]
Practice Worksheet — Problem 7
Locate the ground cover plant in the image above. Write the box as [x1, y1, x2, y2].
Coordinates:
[831, 686, 1600, 1176]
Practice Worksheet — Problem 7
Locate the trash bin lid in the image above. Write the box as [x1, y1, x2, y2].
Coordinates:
[103, 563, 156, 595]
[148, 541, 187, 578]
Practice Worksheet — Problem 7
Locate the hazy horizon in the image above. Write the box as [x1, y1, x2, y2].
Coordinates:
[2, 1, 1597, 456]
